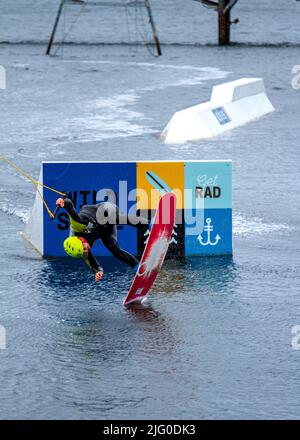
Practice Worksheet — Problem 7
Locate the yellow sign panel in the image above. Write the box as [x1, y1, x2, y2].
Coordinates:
[137, 162, 184, 209]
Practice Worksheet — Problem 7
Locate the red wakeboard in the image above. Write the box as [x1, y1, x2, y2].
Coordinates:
[123, 192, 176, 306]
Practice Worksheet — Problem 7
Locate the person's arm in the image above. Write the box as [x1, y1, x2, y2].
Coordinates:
[56, 197, 81, 223]
[83, 250, 104, 282]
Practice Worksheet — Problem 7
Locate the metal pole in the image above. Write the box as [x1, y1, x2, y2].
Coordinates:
[218, 0, 231, 45]
[46, 0, 65, 55]
[223, 0, 239, 14]
[144, 0, 162, 56]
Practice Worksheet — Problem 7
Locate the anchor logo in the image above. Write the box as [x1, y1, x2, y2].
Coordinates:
[197, 218, 221, 246]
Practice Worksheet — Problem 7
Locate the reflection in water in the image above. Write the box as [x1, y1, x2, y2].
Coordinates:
[126, 302, 160, 320]
[153, 255, 236, 299]
[188, 255, 237, 292]
[10, 253, 239, 419]
[126, 302, 178, 357]
[30, 257, 178, 367]
[35, 257, 128, 302]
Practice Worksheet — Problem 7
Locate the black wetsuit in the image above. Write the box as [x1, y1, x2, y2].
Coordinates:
[64, 198, 146, 273]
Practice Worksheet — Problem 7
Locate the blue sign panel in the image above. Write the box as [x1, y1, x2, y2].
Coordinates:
[212, 106, 231, 125]
[184, 161, 232, 210]
[39, 161, 233, 258]
[185, 208, 232, 256]
[43, 162, 137, 257]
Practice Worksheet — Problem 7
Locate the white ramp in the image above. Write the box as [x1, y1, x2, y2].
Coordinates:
[23, 168, 44, 256]
[161, 78, 274, 144]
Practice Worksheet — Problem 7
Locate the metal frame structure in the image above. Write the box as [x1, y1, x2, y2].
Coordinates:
[193, 0, 240, 45]
[46, 0, 161, 56]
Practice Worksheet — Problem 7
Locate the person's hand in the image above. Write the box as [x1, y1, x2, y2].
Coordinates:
[56, 198, 65, 208]
[95, 271, 104, 282]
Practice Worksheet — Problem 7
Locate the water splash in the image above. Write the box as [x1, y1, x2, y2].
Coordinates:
[233, 213, 291, 237]
[0, 203, 30, 224]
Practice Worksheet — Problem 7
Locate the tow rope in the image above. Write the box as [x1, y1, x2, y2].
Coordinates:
[0, 156, 65, 220]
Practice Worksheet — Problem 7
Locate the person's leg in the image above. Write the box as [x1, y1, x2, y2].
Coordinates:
[101, 226, 139, 268]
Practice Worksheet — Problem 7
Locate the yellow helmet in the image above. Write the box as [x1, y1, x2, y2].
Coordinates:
[63, 236, 84, 258]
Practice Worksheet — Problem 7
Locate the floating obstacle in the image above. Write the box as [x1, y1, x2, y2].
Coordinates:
[24, 160, 233, 258]
[161, 78, 274, 144]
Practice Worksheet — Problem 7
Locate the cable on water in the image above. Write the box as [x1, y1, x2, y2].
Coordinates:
[125, 1, 157, 57]
[138, 2, 157, 57]
[53, 0, 89, 56]
[124, 1, 137, 55]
